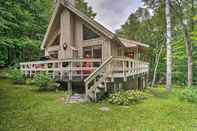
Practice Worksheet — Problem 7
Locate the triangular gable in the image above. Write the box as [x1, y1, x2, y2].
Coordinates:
[41, 0, 149, 50]
[61, 1, 116, 39]
[41, 1, 116, 49]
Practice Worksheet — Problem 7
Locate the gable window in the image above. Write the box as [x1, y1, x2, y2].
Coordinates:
[83, 25, 100, 40]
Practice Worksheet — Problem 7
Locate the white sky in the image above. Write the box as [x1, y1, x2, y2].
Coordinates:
[84, 0, 143, 32]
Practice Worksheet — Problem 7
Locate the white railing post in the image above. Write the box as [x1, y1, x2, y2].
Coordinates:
[29, 64, 32, 77]
[60, 62, 63, 80]
[69, 61, 72, 81]
[52, 63, 55, 79]
[80, 62, 83, 80]
[123, 60, 127, 81]
[129, 60, 132, 75]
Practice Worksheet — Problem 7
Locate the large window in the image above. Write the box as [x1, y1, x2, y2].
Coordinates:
[83, 46, 102, 59]
[83, 25, 100, 40]
[83, 47, 92, 58]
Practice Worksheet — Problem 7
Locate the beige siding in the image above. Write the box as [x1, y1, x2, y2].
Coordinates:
[102, 39, 111, 61]
[59, 9, 72, 59]
[45, 45, 60, 56]
[111, 42, 124, 57]
[74, 17, 83, 58]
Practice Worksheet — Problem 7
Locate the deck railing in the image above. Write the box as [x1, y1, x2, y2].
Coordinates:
[20, 57, 149, 83]
[112, 57, 149, 78]
[20, 58, 102, 81]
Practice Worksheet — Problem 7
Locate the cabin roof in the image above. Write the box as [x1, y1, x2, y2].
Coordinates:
[41, 0, 149, 49]
[119, 38, 150, 48]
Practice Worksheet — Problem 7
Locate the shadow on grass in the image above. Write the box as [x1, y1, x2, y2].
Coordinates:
[147, 88, 171, 99]
[31, 88, 58, 93]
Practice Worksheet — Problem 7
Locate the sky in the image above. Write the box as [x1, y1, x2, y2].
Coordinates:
[84, 0, 143, 32]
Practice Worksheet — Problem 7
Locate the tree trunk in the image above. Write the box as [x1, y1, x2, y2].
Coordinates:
[152, 45, 164, 87]
[165, 0, 172, 90]
[177, 0, 193, 87]
[182, 22, 193, 86]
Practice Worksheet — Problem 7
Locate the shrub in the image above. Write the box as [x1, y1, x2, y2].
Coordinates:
[8, 68, 25, 84]
[180, 87, 197, 103]
[108, 90, 146, 105]
[33, 73, 51, 90]
[25, 78, 34, 85]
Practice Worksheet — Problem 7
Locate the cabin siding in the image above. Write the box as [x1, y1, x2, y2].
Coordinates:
[46, 45, 60, 52]
[102, 39, 111, 61]
[74, 17, 83, 58]
[111, 43, 124, 57]
[59, 9, 72, 59]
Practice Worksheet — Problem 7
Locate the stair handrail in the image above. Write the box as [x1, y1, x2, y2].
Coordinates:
[84, 56, 113, 84]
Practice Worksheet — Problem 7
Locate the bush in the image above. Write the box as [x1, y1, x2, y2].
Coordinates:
[180, 87, 197, 103]
[25, 78, 34, 85]
[33, 73, 51, 90]
[108, 90, 146, 105]
[8, 68, 25, 84]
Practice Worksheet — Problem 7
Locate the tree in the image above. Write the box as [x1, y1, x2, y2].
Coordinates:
[0, 0, 96, 67]
[117, 2, 167, 86]
[116, 14, 140, 39]
[76, 0, 96, 19]
[165, 0, 172, 90]
[117, 0, 197, 86]
[172, 0, 197, 86]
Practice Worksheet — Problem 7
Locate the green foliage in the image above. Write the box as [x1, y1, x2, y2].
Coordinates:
[33, 73, 51, 90]
[117, 0, 197, 86]
[0, 0, 96, 67]
[8, 68, 25, 84]
[108, 90, 146, 105]
[0, 0, 52, 66]
[76, 0, 96, 19]
[25, 78, 34, 85]
[180, 87, 197, 103]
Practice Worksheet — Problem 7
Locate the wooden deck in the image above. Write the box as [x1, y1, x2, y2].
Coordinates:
[20, 57, 149, 101]
[20, 58, 102, 81]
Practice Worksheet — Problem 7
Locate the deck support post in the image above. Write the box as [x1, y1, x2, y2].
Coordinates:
[119, 83, 123, 91]
[67, 81, 72, 95]
[85, 83, 90, 102]
[114, 83, 119, 92]
[143, 76, 146, 90]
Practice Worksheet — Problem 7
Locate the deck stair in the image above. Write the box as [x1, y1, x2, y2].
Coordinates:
[84, 56, 113, 102]
[84, 56, 149, 102]
[67, 94, 86, 103]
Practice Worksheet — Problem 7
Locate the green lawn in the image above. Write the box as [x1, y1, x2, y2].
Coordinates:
[0, 78, 197, 131]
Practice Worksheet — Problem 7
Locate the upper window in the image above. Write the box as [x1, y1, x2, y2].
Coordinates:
[83, 25, 100, 40]
[51, 35, 60, 46]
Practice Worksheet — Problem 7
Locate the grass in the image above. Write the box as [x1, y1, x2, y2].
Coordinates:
[0, 79, 197, 131]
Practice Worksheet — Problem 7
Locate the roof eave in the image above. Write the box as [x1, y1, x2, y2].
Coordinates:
[41, 2, 61, 50]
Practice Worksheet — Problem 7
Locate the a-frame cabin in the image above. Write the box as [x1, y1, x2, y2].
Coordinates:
[20, 0, 149, 101]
